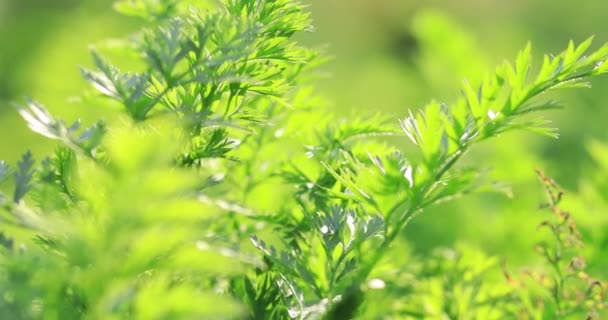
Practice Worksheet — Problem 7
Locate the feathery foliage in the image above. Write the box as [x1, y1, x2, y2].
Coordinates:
[1, 0, 607, 319]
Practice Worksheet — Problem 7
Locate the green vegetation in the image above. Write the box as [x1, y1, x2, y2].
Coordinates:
[0, 0, 607, 319]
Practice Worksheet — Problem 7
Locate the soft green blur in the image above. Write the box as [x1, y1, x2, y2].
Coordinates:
[1, 0, 607, 274]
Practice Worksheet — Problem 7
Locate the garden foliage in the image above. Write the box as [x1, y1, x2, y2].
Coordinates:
[0, 0, 607, 319]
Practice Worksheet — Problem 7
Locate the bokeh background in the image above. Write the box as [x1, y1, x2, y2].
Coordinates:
[1, 0, 607, 273]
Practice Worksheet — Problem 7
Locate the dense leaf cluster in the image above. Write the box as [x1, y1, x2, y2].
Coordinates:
[0, 0, 607, 319]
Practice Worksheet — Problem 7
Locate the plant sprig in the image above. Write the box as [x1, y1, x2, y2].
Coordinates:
[314, 38, 608, 315]
[1, 0, 608, 318]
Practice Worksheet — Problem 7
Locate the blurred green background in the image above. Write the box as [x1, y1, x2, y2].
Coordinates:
[1, 0, 607, 273]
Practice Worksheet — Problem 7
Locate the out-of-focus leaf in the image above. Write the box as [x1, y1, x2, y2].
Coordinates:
[13, 151, 35, 203]
[134, 278, 244, 320]
[0, 161, 9, 184]
[16, 99, 64, 139]
[113, 0, 181, 21]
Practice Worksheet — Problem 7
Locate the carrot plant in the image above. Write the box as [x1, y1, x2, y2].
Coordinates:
[1, 0, 607, 319]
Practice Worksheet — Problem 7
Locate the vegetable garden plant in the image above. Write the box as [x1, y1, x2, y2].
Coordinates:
[0, 0, 607, 319]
